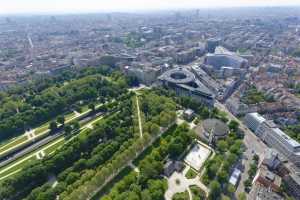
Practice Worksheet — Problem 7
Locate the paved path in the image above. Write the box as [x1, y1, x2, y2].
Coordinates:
[0, 138, 65, 178]
[87, 124, 174, 200]
[129, 162, 140, 173]
[164, 166, 209, 200]
[135, 96, 143, 138]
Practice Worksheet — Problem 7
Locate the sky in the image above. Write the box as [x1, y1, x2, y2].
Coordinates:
[1, 0, 300, 15]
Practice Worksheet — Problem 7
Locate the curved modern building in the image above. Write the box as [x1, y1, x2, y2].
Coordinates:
[158, 68, 214, 106]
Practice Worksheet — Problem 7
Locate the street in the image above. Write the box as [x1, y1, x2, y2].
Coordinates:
[214, 101, 268, 196]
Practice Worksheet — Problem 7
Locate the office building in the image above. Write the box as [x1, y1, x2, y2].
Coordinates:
[205, 46, 248, 69]
[158, 68, 215, 106]
[244, 112, 266, 132]
[283, 173, 300, 199]
[244, 113, 300, 168]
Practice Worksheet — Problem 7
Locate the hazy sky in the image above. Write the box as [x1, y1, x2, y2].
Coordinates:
[1, 0, 300, 14]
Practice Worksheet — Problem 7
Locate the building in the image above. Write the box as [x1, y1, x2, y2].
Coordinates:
[253, 185, 284, 200]
[206, 38, 220, 53]
[244, 112, 266, 132]
[158, 67, 215, 106]
[183, 109, 195, 121]
[226, 98, 258, 116]
[253, 165, 282, 192]
[175, 47, 205, 64]
[229, 168, 241, 187]
[164, 160, 184, 177]
[123, 65, 162, 85]
[205, 46, 248, 69]
[202, 118, 229, 143]
[262, 149, 281, 171]
[244, 113, 300, 168]
[283, 173, 300, 199]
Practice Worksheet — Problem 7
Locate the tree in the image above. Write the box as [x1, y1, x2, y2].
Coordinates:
[222, 196, 231, 200]
[228, 120, 239, 132]
[71, 121, 80, 131]
[88, 103, 95, 112]
[209, 180, 221, 200]
[227, 153, 238, 165]
[238, 192, 247, 200]
[149, 123, 160, 135]
[207, 163, 219, 179]
[168, 137, 184, 159]
[57, 115, 65, 125]
[217, 140, 228, 153]
[217, 170, 229, 183]
[253, 154, 259, 163]
[243, 179, 252, 188]
[49, 121, 58, 133]
[64, 125, 72, 136]
[227, 184, 235, 194]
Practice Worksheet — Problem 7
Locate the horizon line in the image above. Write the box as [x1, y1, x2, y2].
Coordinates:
[1, 5, 300, 16]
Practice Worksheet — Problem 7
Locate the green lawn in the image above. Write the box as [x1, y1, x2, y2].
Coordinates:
[0, 136, 28, 154]
[65, 111, 76, 121]
[0, 103, 105, 181]
[189, 185, 206, 200]
[0, 157, 36, 180]
[172, 191, 189, 200]
[185, 168, 198, 179]
[80, 105, 90, 113]
[35, 124, 50, 135]
[0, 136, 68, 180]
[44, 139, 65, 155]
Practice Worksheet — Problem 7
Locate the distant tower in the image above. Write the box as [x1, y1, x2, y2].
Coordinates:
[195, 9, 200, 18]
[206, 38, 220, 53]
[174, 11, 182, 20]
[106, 14, 112, 21]
[50, 16, 57, 23]
[5, 17, 11, 23]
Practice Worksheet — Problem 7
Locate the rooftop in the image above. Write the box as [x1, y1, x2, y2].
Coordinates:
[202, 118, 229, 137]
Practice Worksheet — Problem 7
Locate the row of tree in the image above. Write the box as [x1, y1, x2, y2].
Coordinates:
[0, 70, 127, 142]
[62, 91, 180, 200]
[202, 119, 244, 200]
[0, 96, 133, 200]
[101, 124, 193, 200]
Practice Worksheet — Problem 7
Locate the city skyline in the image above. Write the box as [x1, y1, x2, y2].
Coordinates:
[1, 0, 300, 15]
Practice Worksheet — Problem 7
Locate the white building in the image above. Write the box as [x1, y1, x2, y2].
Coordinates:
[244, 112, 266, 132]
[229, 168, 241, 187]
[244, 113, 300, 167]
[205, 46, 248, 69]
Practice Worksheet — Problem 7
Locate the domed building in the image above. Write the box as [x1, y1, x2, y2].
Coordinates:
[202, 118, 229, 143]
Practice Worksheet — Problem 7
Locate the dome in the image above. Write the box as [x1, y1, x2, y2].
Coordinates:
[202, 118, 229, 137]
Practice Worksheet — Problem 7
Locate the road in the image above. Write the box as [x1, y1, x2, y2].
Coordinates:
[214, 101, 267, 155]
[214, 101, 268, 196]
[0, 106, 94, 159]
[0, 110, 105, 169]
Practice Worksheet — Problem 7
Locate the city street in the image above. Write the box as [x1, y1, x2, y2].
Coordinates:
[214, 101, 268, 196]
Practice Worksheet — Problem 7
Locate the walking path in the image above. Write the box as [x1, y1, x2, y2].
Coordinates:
[129, 162, 140, 173]
[135, 96, 143, 138]
[164, 165, 209, 200]
[0, 138, 64, 179]
[0, 107, 93, 157]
